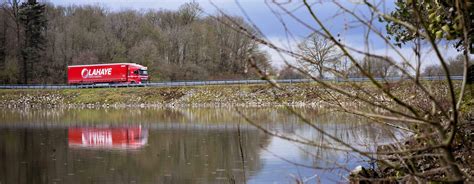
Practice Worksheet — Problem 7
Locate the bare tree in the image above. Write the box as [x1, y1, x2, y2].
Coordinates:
[422, 64, 444, 76]
[351, 56, 400, 78]
[297, 34, 342, 79]
[422, 54, 474, 76]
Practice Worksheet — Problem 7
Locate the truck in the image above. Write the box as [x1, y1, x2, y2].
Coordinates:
[67, 63, 149, 85]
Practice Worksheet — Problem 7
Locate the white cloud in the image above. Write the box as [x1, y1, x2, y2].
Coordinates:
[261, 36, 302, 69]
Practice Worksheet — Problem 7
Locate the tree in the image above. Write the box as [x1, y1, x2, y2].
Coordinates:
[0, 3, 6, 70]
[385, 0, 473, 83]
[422, 64, 444, 76]
[178, 1, 200, 25]
[297, 34, 342, 79]
[446, 54, 474, 75]
[347, 56, 399, 78]
[385, 0, 473, 53]
[0, 0, 22, 83]
[18, 0, 46, 84]
[361, 56, 399, 78]
[423, 54, 474, 76]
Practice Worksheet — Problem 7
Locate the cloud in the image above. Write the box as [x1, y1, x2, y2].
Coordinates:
[260, 36, 302, 69]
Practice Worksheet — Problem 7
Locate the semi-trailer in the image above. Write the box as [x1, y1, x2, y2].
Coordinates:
[67, 63, 148, 84]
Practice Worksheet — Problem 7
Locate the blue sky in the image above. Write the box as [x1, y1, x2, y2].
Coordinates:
[47, 0, 461, 68]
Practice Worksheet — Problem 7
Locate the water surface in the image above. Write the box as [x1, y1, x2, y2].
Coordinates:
[0, 108, 403, 183]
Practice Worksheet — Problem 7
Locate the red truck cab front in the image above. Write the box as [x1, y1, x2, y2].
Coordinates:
[127, 64, 149, 84]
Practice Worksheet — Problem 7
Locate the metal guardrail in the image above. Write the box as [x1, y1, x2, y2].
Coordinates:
[0, 76, 464, 89]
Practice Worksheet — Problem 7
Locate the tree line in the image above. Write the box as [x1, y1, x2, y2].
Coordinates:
[0, 1, 470, 83]
[0, 1, 274, 84]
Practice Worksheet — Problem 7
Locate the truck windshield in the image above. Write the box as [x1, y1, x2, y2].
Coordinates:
[139, 69, 148, 76]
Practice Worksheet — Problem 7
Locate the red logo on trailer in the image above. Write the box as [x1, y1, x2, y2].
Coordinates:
[80, 68, 113, 79]
[81, 68, 89, 78]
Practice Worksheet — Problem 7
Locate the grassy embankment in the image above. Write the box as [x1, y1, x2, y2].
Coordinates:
[0, 84, 317, 107]
[0, 82, 472, 109]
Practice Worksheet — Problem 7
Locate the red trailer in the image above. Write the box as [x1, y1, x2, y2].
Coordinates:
[67, 63, 148, 84]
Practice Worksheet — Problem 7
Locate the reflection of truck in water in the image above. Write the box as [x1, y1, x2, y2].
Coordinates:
[68, 126, 148, 150]
[67, 63, 149, 85]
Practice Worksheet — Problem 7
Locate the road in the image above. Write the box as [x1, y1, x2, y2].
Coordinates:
[0, 76, 464, 89]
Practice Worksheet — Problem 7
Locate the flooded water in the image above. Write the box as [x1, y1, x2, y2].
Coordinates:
[0, 108, 404, 183]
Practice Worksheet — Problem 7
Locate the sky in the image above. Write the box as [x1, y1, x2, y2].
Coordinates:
[46, 0, 462, 69]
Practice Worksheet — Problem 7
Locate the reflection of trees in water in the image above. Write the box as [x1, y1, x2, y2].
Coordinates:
[0, 127, 271, 183]
[0, 107, 67, 123]
[0, 107, 331, 127]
